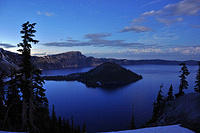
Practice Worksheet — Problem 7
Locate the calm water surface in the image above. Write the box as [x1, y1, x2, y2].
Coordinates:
[42, 65, 198, 133]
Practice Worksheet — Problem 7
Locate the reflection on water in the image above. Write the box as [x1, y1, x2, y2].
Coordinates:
[43, 65, 198, 133]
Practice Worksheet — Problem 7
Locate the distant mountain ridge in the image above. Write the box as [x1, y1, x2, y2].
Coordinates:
[0, 48, 198, 72]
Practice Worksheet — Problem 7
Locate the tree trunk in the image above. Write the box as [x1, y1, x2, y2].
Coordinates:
[22, 100, 27, 131]
[28, 85, 39, 133]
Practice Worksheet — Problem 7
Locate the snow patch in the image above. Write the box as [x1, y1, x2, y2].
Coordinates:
[99, 125, 194, 133]
[0, 132, 26, 133]
[0, 131, 26, 133]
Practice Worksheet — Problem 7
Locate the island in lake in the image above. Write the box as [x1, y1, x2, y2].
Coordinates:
[43, 62, 142, 88]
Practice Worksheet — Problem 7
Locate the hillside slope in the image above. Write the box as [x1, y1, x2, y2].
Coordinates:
[0, 48, 18, 73]
[149, 93, 200, 132]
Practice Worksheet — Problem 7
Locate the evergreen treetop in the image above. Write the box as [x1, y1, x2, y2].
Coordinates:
[177, 63, 190, 97]
[167, 84, 174, 101]
[151, 85, 165, 122]
[194, 62, 200, 93]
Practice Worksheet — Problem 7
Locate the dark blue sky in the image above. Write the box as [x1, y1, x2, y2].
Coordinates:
[0, 0, 200, 60]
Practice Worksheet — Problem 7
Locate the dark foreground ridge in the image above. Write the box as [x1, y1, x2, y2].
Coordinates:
[43, 62, 142, 88]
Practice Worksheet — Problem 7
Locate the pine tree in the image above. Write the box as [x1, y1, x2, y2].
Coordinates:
[51, 104, 57, 132]
[152, 85, 165, 122]
[62, 118, 67, 133]
[71, 116, 74, 133]
[4, 69, 22, 130]
[58, 116, 62, 133]
[0, 72, 6, 130]
[194, 62, 200, 93]
[157, 85, 164, 105]
[176, 63, 190, 97]
[156, 86, 164, 113]
[167, 84, 174, 101]
[17, 21, 39, 132]
[82, 123, 86, 133]
[76, 125, 81, 133]
[17, 21, 48, 133]
[65, 119, 71, 133]
[33, 69, 49, 133]
[0, 72, 5, 106]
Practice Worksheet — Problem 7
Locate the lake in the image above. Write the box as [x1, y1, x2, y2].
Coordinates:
[42, 65, 198, 133]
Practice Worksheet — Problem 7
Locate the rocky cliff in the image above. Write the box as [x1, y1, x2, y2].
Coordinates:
[0, 48, 198, 73]
[32, 51, 91, 69]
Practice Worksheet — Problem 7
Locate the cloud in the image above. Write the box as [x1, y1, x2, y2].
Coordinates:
[134, 0, 200, 26]
[32, 52, 47, 56]
[67, 37, 73, 40]
[120, 25, 152, 33]
[42, 40, 143, 48]
[66, 39, 80, 43]
[168, 46, 200, 55]
[153, 32, 178, 41]
[132, 17, 146, 23]
[84, 33, 112, 40]
[156, 17, 183, 25]
[138, 27, 179, 44]
[142, 0, 162, 7]
[191, 24, 200, 28]
[124, 46, 200, 56]
[142, 10, 158, 16]
[41, 33, 144, 48]
[37, 11, 54, 17]
[0, 43, 15, 48]
[128, 48, 163, 54]
[86, 45, 200, 60]
[44, 12, 54, 17]
[142, 0, 200, 17]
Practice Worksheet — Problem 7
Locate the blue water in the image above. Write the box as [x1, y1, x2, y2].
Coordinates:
[42, 65, 198, 133]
